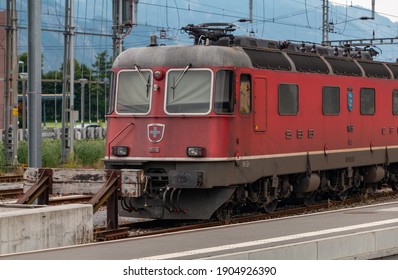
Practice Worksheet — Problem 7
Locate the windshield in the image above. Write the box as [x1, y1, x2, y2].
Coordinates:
[107, 71, 115, 114]
[165, 69, 212, 114]
[116, 70, 152, 114]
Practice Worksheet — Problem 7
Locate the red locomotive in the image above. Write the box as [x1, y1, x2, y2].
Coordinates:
[105, 23, 398, 219]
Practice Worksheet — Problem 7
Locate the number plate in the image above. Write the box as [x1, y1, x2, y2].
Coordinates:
[149, 147, 160, 153]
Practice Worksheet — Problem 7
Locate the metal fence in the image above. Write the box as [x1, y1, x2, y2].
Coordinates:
[0, 127, 107, 141]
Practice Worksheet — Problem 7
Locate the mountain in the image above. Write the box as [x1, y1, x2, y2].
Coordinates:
[3, 0, 397, 71]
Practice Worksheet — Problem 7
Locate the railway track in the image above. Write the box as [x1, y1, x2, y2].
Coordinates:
[94, 190, 398, 241]
[0, 188, 23, 199]
[0, 175, 24, 199]
[48, 195, 93, 205]
[1, 177, 396, 242]
[0, 192, 93, 205]
[0, 175, 23, 183]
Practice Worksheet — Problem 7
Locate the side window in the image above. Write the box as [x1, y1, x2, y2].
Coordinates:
[278, 84, 299, 115]
[360, 88, 375, 115]
[214, 70, 234, 114]
[322, 86, 340, 115]
[393, 89, 398, 115]
[239, 74, 252, 114]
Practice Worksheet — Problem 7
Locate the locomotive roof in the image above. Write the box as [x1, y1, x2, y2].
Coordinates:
[114, 39, 398, 79]
[113, 45, 253, 68]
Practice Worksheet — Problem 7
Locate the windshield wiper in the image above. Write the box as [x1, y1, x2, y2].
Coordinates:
[171, 63, 192, 90]
[134, 64, 150, 97]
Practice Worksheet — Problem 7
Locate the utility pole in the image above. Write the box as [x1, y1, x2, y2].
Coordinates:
[4, 0, 18, 171]
[11, 0, 18, 167]
[324, 0, 381, 46]
[325, 0, 398, 49]
[79, 78, 87, 128]
[112, 0, 122, 61]
[112, 0, 136, 61]
[249, 0, 253, 23]
[19, 72, 27, 140]
[322, 0, 329, 45]
[61, 0, 75, 162]
[28, 0, 42, 168]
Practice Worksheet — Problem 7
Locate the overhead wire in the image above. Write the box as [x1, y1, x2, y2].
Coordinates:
[6, 1, 398, 36]
[10, 0, 398, 66]
[331, 4, 397, 38]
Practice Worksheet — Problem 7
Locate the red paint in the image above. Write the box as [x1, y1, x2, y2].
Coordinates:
[106, 66, 398, 160]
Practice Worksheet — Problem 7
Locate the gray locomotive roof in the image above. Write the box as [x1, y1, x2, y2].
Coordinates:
[113, 43, 398, 79]
[113, 45, 253, 68]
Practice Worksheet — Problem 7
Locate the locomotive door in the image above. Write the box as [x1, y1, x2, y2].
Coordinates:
[254, 77, 267, 132]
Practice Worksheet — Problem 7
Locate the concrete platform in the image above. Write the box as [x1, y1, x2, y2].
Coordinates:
[0, 204, 93, 255]
[1, 201, 398, 259]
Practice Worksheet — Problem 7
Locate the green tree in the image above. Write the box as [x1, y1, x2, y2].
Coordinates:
[92, 50, 112, 80]
[18, 50, 112, 126]
[89, 51, 112, 123]
[41, 68, 63, 125]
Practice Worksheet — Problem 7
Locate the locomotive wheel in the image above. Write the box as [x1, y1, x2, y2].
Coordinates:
[338, 189, 348, 201]
[303, 191, 317, 207]
[216, 209, 233, 222]
[260, 199, 278, 214]
[391, 182, 398, 192]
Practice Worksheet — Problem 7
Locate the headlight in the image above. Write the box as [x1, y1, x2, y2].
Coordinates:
[112, 146, 129, 157]
[186, 146, 205, 157]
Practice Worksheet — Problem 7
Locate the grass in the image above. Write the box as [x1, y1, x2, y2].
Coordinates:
[0, 139, 106, 173]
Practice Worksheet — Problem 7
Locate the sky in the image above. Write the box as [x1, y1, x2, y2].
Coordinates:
[2, 0, 397, 69]
[331, 0, 398, 22]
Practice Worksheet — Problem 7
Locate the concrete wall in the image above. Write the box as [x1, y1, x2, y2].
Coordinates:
[204, 226, 398, 260]
[0, 204, 93, 255]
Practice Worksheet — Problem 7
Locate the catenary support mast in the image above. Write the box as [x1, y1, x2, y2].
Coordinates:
[28, 0, 42, 167]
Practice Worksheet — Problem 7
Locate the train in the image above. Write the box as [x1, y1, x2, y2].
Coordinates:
[104, 23, 398, 219]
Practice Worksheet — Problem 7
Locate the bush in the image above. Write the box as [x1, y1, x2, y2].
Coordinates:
[73, 139, 106, 168]
[1, 139, 106, 172]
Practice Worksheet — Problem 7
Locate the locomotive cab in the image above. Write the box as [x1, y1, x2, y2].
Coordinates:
[105, 44, 256, 219]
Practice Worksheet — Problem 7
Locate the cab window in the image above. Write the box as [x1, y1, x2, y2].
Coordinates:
[240, 74, 252, 114]
[214, 70, 234, 114]
[116, 70, 152, 114]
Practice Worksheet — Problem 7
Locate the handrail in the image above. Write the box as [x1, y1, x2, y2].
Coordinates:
[87, 170, 121, 229]
[16, 169, 53, 205]
[107, 122, 135, 159]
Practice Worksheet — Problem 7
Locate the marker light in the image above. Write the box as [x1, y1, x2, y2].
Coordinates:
[112, 146, 129, 157]
[187, 146, 205, 157]
[154, 70, 164, 80]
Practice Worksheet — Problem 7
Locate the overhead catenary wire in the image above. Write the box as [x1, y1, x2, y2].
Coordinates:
[9, 1, 398, 36]
[5, 0, 398, 69]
